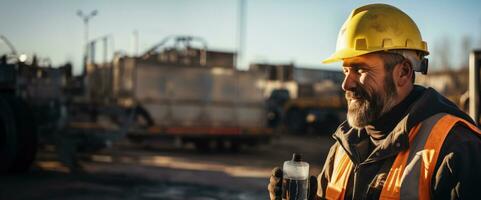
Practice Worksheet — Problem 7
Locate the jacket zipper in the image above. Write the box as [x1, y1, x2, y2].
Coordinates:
[353, 163, 371, 200]
[352, 165, 360, 200]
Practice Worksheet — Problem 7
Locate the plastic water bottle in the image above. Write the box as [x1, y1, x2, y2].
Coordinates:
[282, 153, 309, 200]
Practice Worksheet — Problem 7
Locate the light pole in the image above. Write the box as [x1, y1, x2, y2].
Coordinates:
[237, 0, 246, 70]
[77, 9, 98, 76]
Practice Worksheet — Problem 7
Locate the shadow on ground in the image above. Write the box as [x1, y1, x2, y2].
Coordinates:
[0, 169, 266, 200]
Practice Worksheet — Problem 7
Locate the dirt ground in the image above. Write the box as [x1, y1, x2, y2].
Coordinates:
[0, 134, 335, 200]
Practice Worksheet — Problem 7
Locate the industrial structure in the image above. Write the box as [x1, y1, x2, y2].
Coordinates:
[0, 34, 349, 173]
[89, 36, 273, 151]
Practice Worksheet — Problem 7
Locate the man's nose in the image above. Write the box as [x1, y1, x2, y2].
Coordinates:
[342, 72, 357, 91]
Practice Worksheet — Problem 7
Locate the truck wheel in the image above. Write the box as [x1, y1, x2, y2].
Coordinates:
[229, 141, 241, 153]
[4, 95, 38, 173]
[214, 140, 241, 153]
[194, 141, 210, 152]
[0, 96, 17, 173]
[127, 136, 145, 145]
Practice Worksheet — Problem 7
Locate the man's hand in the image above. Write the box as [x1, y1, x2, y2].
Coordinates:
[268, 167, 283, 200]
[268, 167, 319, 200]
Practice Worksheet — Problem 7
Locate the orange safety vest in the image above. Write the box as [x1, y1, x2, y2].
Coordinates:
[325, 113, 481, 200]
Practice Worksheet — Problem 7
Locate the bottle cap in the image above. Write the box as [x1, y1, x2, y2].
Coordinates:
[292, 153, 302, 162]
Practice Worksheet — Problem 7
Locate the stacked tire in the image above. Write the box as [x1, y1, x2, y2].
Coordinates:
[0, 95, 37, 173]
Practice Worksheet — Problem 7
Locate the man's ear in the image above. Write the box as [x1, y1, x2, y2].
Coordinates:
[395, 60, 413, 87]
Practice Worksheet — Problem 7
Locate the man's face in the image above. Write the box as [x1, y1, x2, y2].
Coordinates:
[341, 53, 398, 129]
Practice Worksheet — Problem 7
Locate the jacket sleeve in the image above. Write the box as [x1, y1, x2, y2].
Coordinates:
[314, 142, 339, 200]
[431, 124, 481, 200]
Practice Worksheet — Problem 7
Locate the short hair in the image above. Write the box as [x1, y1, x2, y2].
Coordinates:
[376, 50, 421, 83]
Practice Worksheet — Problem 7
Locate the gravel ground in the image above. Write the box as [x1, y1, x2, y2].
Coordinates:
[0, 134, 335, 200]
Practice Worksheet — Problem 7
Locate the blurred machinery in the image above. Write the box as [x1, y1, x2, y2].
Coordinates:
[0, 33, 345, 173]
[415, 68, 469, 108]
[251, 63, 346, 135]
[0, 35, 132, 173]
[86, 35, 272, 151]
[0, 35, 68, 173]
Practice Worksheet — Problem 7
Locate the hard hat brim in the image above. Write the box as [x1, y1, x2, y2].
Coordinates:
[322, 47, 429, 64]
[322, 48, 369, 64]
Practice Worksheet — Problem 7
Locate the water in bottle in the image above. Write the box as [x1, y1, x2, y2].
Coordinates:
[282, 153, 309, 200]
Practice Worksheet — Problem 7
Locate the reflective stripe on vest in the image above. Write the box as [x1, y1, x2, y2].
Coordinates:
[325, 113, 481, 200]
[325, 144, 354, 200]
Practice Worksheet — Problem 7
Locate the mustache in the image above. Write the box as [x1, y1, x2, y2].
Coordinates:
[345, 86, 370, 100]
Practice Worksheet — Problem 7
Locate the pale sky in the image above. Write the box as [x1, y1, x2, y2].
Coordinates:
[0, 0, 480, 74]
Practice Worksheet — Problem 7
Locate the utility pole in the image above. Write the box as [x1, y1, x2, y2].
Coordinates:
[237, 0, 246, 70]
[131, 30, 139, 56]
[77, 9, 98, 76]
[469, 50, 481, 124]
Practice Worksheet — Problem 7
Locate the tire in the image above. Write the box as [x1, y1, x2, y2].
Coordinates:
[3, 95, 38, 173]
[228, 140, 241, 153]
[127, 136, 145, 145]
[0, 96, 17, 173]
[194, 140, 211, 152]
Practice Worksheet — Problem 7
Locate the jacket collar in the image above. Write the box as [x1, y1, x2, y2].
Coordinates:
[332, 115, 410, 165]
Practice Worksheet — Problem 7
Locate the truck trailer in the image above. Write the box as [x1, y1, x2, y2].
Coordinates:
[88, 36, 272, 151]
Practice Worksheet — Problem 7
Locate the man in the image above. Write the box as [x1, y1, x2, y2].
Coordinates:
[268, 3, 481, 200]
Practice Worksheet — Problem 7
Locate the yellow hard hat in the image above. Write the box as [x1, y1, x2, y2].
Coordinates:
[322, 4, 429, 64]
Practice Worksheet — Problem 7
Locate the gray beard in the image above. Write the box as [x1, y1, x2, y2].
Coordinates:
[346, 95, 397, 129]
[346, 77, 398, 129]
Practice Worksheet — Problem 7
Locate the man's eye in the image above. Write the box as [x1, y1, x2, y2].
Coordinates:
[357, 68, 366, 73]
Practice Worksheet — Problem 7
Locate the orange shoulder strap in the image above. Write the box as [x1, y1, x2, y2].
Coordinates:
[379, 123, 422, 200]
[380, 114, 481, 200]
[418, 115, 481, 200]
[325, 145, 354, 200]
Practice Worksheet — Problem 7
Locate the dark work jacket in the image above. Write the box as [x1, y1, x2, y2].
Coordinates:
[316, 85, 481, 200]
